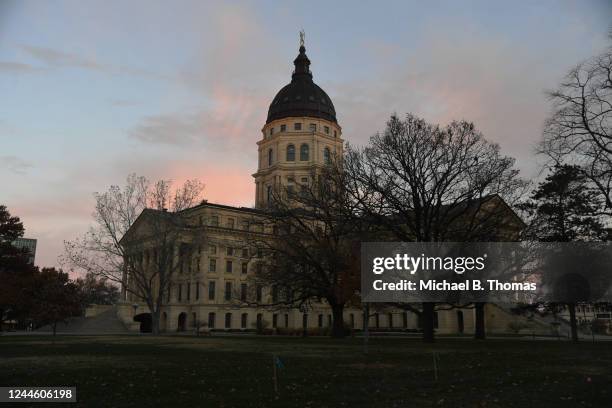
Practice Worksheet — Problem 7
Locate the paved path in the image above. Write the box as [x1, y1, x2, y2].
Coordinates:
[34, 308, 129, 334]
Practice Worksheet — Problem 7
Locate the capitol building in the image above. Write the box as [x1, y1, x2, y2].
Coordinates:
[116, 40, 541, 336]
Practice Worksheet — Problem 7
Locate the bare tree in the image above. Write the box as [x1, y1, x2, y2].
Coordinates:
[540, 34, 612, 211]
[62, 174, 204, 334]
[245, 163, 362, 338]
[343, 114, 527, 342]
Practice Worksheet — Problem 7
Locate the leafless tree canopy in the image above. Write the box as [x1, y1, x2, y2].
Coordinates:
[246, 163, 362, 337]
[62, 174, 204, 333]
[344, 114, 527, 243]
[540, 37, 612, 211]
[340, 114, 527, 342]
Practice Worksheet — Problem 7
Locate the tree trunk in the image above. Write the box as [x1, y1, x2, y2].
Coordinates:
[474, 302, 486, 340]
[151, 308, 160, 335]
[121, 263, 128, 301]
[568, 303, 579, 343]
[422, 302, 435, 343]
[330, 304, 345, 338]
[302, 313, 308, 337]
[363, 303, 369, 354]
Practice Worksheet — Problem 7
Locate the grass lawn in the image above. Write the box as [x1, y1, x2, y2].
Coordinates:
[0, 335, 610, 408]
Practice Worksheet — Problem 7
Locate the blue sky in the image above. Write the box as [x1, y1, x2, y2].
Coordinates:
[1, 0, 611, 268]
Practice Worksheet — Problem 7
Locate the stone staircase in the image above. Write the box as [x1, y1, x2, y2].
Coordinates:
[37, 307, 129, 334]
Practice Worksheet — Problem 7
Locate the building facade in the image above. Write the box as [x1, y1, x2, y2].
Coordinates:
[12, 237, 37, 265]
[117, 41, 542, 336]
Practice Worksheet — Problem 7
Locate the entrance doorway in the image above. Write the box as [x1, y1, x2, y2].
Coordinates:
[134, 313, 152, 333]
[457, 310, 464, 334]
[177, 312, 187, 332]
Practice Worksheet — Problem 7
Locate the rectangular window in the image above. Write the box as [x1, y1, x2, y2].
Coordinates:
[240, 283, 247, 302]
[226, 218, 235, 229]
[309, 123, 316, 132]
[225, 282, 232, 301]
[167, 283, 172, 303]
[208, 312, 215, 329]
[210, 215, 219, 226]
[209, 245, 217, 254]
[187, 282, 191, 301]
[324, 126, 330, 134]
[272, 314, 278, 328]
[256, 285, 263, 302]
[208, 281, 216, 300]
[270, 127, 274, 136]
[285, 288, 292, 302]
[318, 314, 323, 328]
[178, 284, 183, 301]
[225, 313, 232, 329]
[333, 130, 337, 138]
[241, 248, 249, 258]
[284, 314, 289, 328]
[294, 122, 302, 131]
[209, 259, 216, 272]
[226, 260, 233, 273]
[272, 286, 279, 303]
[301, 177, 308, 183]
[227, 247, 234, 256]
[280, 124, 286, 132]
[241, 313, 248, 329]
[195, 282, 200, 300]
[241, 262, 248, 274]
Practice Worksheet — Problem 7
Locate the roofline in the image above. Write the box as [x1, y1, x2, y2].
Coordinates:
[178, 201, 264, 215]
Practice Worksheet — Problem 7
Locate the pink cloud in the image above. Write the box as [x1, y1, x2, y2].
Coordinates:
[166, 161, 255, 208]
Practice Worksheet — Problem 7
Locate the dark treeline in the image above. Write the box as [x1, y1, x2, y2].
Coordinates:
[0, 205, 118, 334]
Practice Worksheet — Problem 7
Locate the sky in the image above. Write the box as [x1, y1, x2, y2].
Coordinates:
[1, 0, 611, 269]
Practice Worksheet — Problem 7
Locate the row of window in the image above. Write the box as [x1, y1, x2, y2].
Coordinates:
[268, 123, 337, 138]
[208, 312, 275, 329]
[203, 311, 431, 330]
[170, 281, 281, 303]
[207, 245, 251, 258]
[267, 145, 331, 165]
[201, 215, 249, 230]
[208, 259, 252, 275]
[575, 305, 612, 313]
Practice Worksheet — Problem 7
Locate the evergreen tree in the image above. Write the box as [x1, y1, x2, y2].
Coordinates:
[520, 165, 607, 342]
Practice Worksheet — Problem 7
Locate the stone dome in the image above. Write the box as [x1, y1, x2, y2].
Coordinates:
[266, 45, 337, 124]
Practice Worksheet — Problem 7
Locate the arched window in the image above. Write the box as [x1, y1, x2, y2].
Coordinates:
[323, 147, 331, 164]
[286, 144, 295, 161]
[268, 148, 273, 166]
[300, 144, 309, 161]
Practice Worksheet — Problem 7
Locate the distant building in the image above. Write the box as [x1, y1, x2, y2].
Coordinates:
[12, 238, 37, 264]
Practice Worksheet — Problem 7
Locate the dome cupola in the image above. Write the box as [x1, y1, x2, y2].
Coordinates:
[266, 39, 337, 124]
